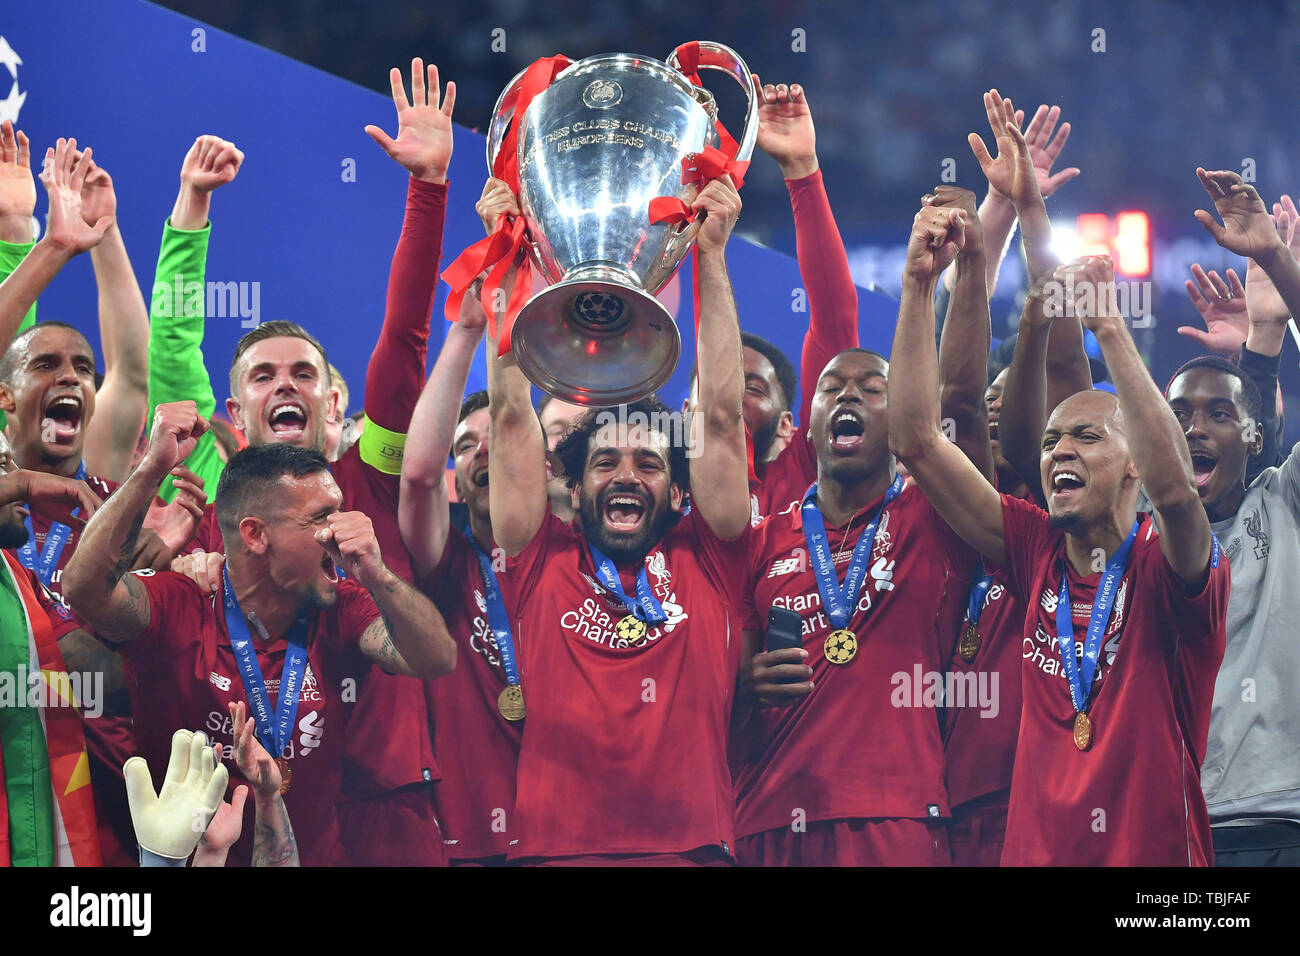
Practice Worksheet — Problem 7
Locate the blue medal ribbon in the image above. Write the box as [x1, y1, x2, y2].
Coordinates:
[467, 532, 520, 689]
[17, 461, 87, 587]
[222, 568, 309, 759]
[588, 543, 668, 625]
[966, 562, 994, 628]
[800, 474, 904, 630]
[1054, 520, 1139, 715]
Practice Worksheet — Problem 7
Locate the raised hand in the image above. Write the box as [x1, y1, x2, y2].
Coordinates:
[905, 203, 966, 283]
[75, 152, 117, 228]
[1180, 263, 1248, 354]
[142, 401, 210, 478]
[1194, 169, 1285, 261]
[1245, 197, 1300, 329]
[1053, 255, 1121, 333]
[179, 135, 243, 194]
[39, 138, 113, 255]
[316, 510, 386, 587]
[123, 729, 229, 860]
[197, 743, 247, 854]
[692, 174, 742, 254]
[0, 120, 35, 242]
[1021, 104, 1079, 198]
[475, 176, 519, 235]
[364, 57, 455, 183]
[752, 76, 817, 179]
[142, 465, 207, 553]
[229, 700, 282, 796]
[923, 185, 983, 258]
[968, 90, 1039, 210]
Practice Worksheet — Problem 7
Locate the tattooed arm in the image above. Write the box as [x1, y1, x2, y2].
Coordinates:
[63, 401, 209, 642]
[318, 510, 456, 678]
[227, 701, 300, 867]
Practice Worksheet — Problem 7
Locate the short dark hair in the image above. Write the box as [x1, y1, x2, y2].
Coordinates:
[228, 321, 331, 398]
[0, 322, 95, 385]
[215, 443, 330, 538]
[1166, 354, 1263, 425]
[740, 333, 797, 414]
[458, 390, 489, 425]
[553, 395, 690, 492]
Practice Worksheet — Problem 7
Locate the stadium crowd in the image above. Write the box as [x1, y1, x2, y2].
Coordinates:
[0, 53, 1297, 868]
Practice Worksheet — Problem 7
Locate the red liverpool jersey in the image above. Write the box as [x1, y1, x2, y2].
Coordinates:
[114, 571, 379, 866]
[998, 495, 1228, 866]
[736, 481, 976, 839]
[505, 509, 751, 860]
[420, 526, 522, 861]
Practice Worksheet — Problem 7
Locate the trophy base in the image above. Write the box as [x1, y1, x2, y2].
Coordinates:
[510, 268, 681, 406]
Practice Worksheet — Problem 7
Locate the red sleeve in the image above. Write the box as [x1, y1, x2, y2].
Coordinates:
[30, 573, 80, 642]
[999, 493, 1057, 606]
[677, 508, 755, 612]
[332, 579, 384, 654]
[788, 171, 859, 420]
[115, 571, 204, 657]
[365, 178, 448, 433]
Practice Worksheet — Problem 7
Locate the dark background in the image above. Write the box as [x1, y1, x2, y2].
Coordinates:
[151, 0, 1300, 432]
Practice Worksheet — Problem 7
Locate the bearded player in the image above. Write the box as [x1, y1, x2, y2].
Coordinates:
[486, 173, 751, 865]
[891, 168, 1228, 868]
[732, 186, 995, 866]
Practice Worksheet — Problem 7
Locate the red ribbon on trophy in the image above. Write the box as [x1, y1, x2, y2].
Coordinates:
[440, 54, 572, 354]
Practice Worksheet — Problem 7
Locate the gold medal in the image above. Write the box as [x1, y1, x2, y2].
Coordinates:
[498, 685, 526, 722]
[958, 624, 981, 663]
[615, 614, 647, 645]
[275, 756, 292, 794]
[1073, 711, 1092, 752]
[823, 628, 858, 665]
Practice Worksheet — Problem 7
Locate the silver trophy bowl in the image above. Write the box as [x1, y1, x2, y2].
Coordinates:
[487, 42, 758, 406]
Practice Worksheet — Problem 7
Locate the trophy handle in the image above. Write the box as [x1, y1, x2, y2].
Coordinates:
[665, 41, 760, 164]
[485, 65, 532, 173]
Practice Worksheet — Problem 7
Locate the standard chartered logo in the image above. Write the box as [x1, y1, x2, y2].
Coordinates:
[0, 37, 25, 125]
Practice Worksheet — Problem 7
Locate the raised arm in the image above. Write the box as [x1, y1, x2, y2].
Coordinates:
[0, 121, 38, 339]
[751, 78, 858, 416]
[63, 401, 208, 643]
[1068, 255, 1211, 583]
[888, 202, 1006, 564]
[0, 138, 112, 353]
[319, 510, 455, 678]
[930, 186, 994, 479]
[1197, 171, 1300, 338]
[357, 58, 453, 475]
[978, 102, 1090, 488]
[399, 291, 486, 578]
[690, 176, 751, 540]
[78, 154, 151, 482]
[147, 135, 242, 503]
[956, 97, 1079, 298]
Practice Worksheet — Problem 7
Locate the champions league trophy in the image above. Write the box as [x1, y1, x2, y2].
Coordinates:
[487, 42, 758, 406]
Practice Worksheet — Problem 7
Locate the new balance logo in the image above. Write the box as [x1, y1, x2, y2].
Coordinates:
[208, 672, 231, 692]
[768, 557, 804, 578]
[1040, 589, 1058, 613]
